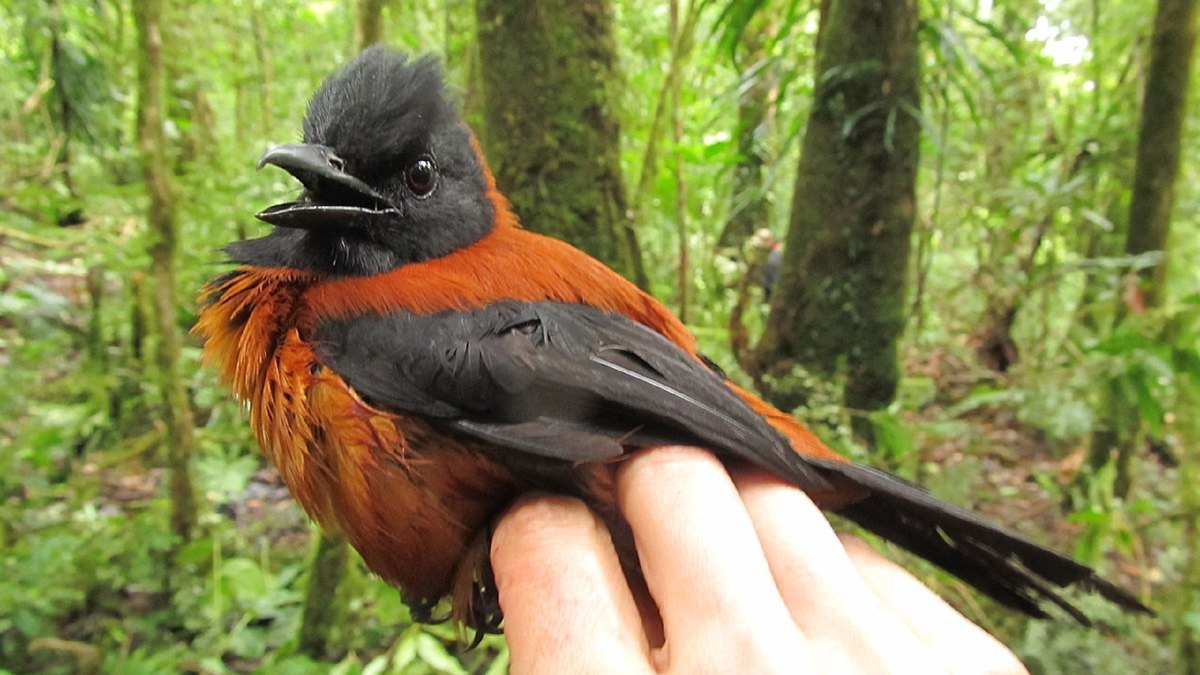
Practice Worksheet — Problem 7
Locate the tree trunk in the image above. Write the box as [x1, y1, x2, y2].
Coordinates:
[134, 0, 198, 544]
[1179, 409, 1200, 673]
[298, 532, 350, 659]
[1125, 0, 1197, 308]
[249, 0, 274, 138]
[669, 0, 690, 322]
[171, 77, 218, 168]
[354, 0, 389, 52]
[46, 0, 77, 199]
[476, 0, 645, 284]
[1085, 0, 1197, 493]
[85, 267, 106, 366]
[749, 0, 921, 423]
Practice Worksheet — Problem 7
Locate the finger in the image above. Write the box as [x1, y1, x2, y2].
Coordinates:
[841, 535, 1029, 675]
[733, 469, 935, 675]
[492, 495, 653, 675]
[617, 447, 803, 672]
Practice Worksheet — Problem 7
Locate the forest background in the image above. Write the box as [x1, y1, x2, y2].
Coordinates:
[0, 0, 1197, 673]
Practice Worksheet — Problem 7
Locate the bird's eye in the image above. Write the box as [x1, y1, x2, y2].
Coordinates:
[405, 156, 438, 197]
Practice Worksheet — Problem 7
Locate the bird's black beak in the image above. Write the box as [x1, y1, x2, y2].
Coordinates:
[255, 143, 399, 229]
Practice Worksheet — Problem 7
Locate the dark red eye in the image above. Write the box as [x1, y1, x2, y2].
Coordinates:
[405, 156, 438, 197]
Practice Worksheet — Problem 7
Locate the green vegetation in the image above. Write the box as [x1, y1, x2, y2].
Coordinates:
[0, 0, 1196, 673]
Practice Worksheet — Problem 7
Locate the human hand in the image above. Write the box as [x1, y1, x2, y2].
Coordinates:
[490, 446, 1028, 675]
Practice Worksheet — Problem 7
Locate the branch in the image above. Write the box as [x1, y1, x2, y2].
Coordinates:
[0, 225, 72, 249]
[730, 232, 772, 387]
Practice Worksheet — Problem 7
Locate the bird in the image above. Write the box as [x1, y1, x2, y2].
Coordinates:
[195, 46, 1147, 636]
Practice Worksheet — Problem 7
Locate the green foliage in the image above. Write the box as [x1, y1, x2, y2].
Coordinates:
[0, 0, 1193, 672]
[1017, 595, 1175, 674]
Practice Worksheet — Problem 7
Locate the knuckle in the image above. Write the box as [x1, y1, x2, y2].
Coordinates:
[620, 445, 723, 486]
[677, 624, 804, 675]
[493, 495, 592, 551]
[739, 470, 821, 513]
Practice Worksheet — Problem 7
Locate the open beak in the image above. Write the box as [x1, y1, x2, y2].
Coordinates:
[255, 143, 399, 229]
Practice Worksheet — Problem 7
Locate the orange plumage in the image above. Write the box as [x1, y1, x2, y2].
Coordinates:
[196, 47, 1146, 633]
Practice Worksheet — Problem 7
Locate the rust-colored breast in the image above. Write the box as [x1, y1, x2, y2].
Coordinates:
[194, 213, 846, 604]
[195, 269, 517, 601]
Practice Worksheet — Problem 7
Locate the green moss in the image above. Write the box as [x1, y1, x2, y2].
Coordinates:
[758, 0, 920, 421]
[476, 0, 641, 280]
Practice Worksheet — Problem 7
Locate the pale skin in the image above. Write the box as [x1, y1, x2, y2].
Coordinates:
[491, 446, 1029, 675]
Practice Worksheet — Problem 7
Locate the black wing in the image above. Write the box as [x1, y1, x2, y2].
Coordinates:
[312, 300, 828, 488]
[312, 299, 1149, 622]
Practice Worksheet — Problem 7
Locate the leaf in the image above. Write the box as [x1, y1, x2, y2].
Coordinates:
[330, 657, 363, 675]
[870, 411, 913, 463]
[362, 654, 390, 675]
[221, 557, 269, 601]
[1127, 373, 1164, 436]
[176, 538, 215, 566]
[945, 386, 1023, 417]
[414, 633, 468, 675]
[1080, 208, 1114, 231]
[195, 452, 259, 503]
[710, 0, 769, 60]
[1093, 326, 1155, 356]
[1183, 611, 1200, 637]
[963, 13, 1025, 63]
[389, 625, 421, 671]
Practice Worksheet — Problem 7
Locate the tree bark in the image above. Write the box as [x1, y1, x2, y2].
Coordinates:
[1085, 0, 1197, 493]
[134, 0, 198, 544]
[670, 0, 690, 322]
[354, 0, 389, 52]
[1179, 408, 1200, 673]
[298, 532, 350, 659]
[1125, 0, 1197, 308]
[476, 0, 645, 284]
[749, 0, 921, 423]
[46, 0, 77, 198]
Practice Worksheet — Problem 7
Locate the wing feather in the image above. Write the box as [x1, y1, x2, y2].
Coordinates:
[311, 300, 827, 489]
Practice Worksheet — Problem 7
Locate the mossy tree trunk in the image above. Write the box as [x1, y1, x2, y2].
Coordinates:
[298, 531, 350, 659]
[166, 19, 218, 169]
[669, 0, 691, 322]
[133, 0, 198, 545]
[1123, 0, 1196, 309]
[1183, 465, 1200, 673]
[476, 0, 645, 285]
[354, 0, 390, 52]
[745, 0, 920, 432]
[46, 0, 77, 199]
[1085, 0, 1197, 493]
[1180, 398, 1200, 673]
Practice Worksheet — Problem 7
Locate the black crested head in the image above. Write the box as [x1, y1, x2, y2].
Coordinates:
[231, 46, 495, 277]
[302, 48, 456, 172]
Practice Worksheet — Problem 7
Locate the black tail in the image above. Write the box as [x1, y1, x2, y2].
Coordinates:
[813, 461, 1150, 623]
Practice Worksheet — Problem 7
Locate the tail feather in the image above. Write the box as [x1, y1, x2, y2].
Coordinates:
[813, 461, 1151, 622]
